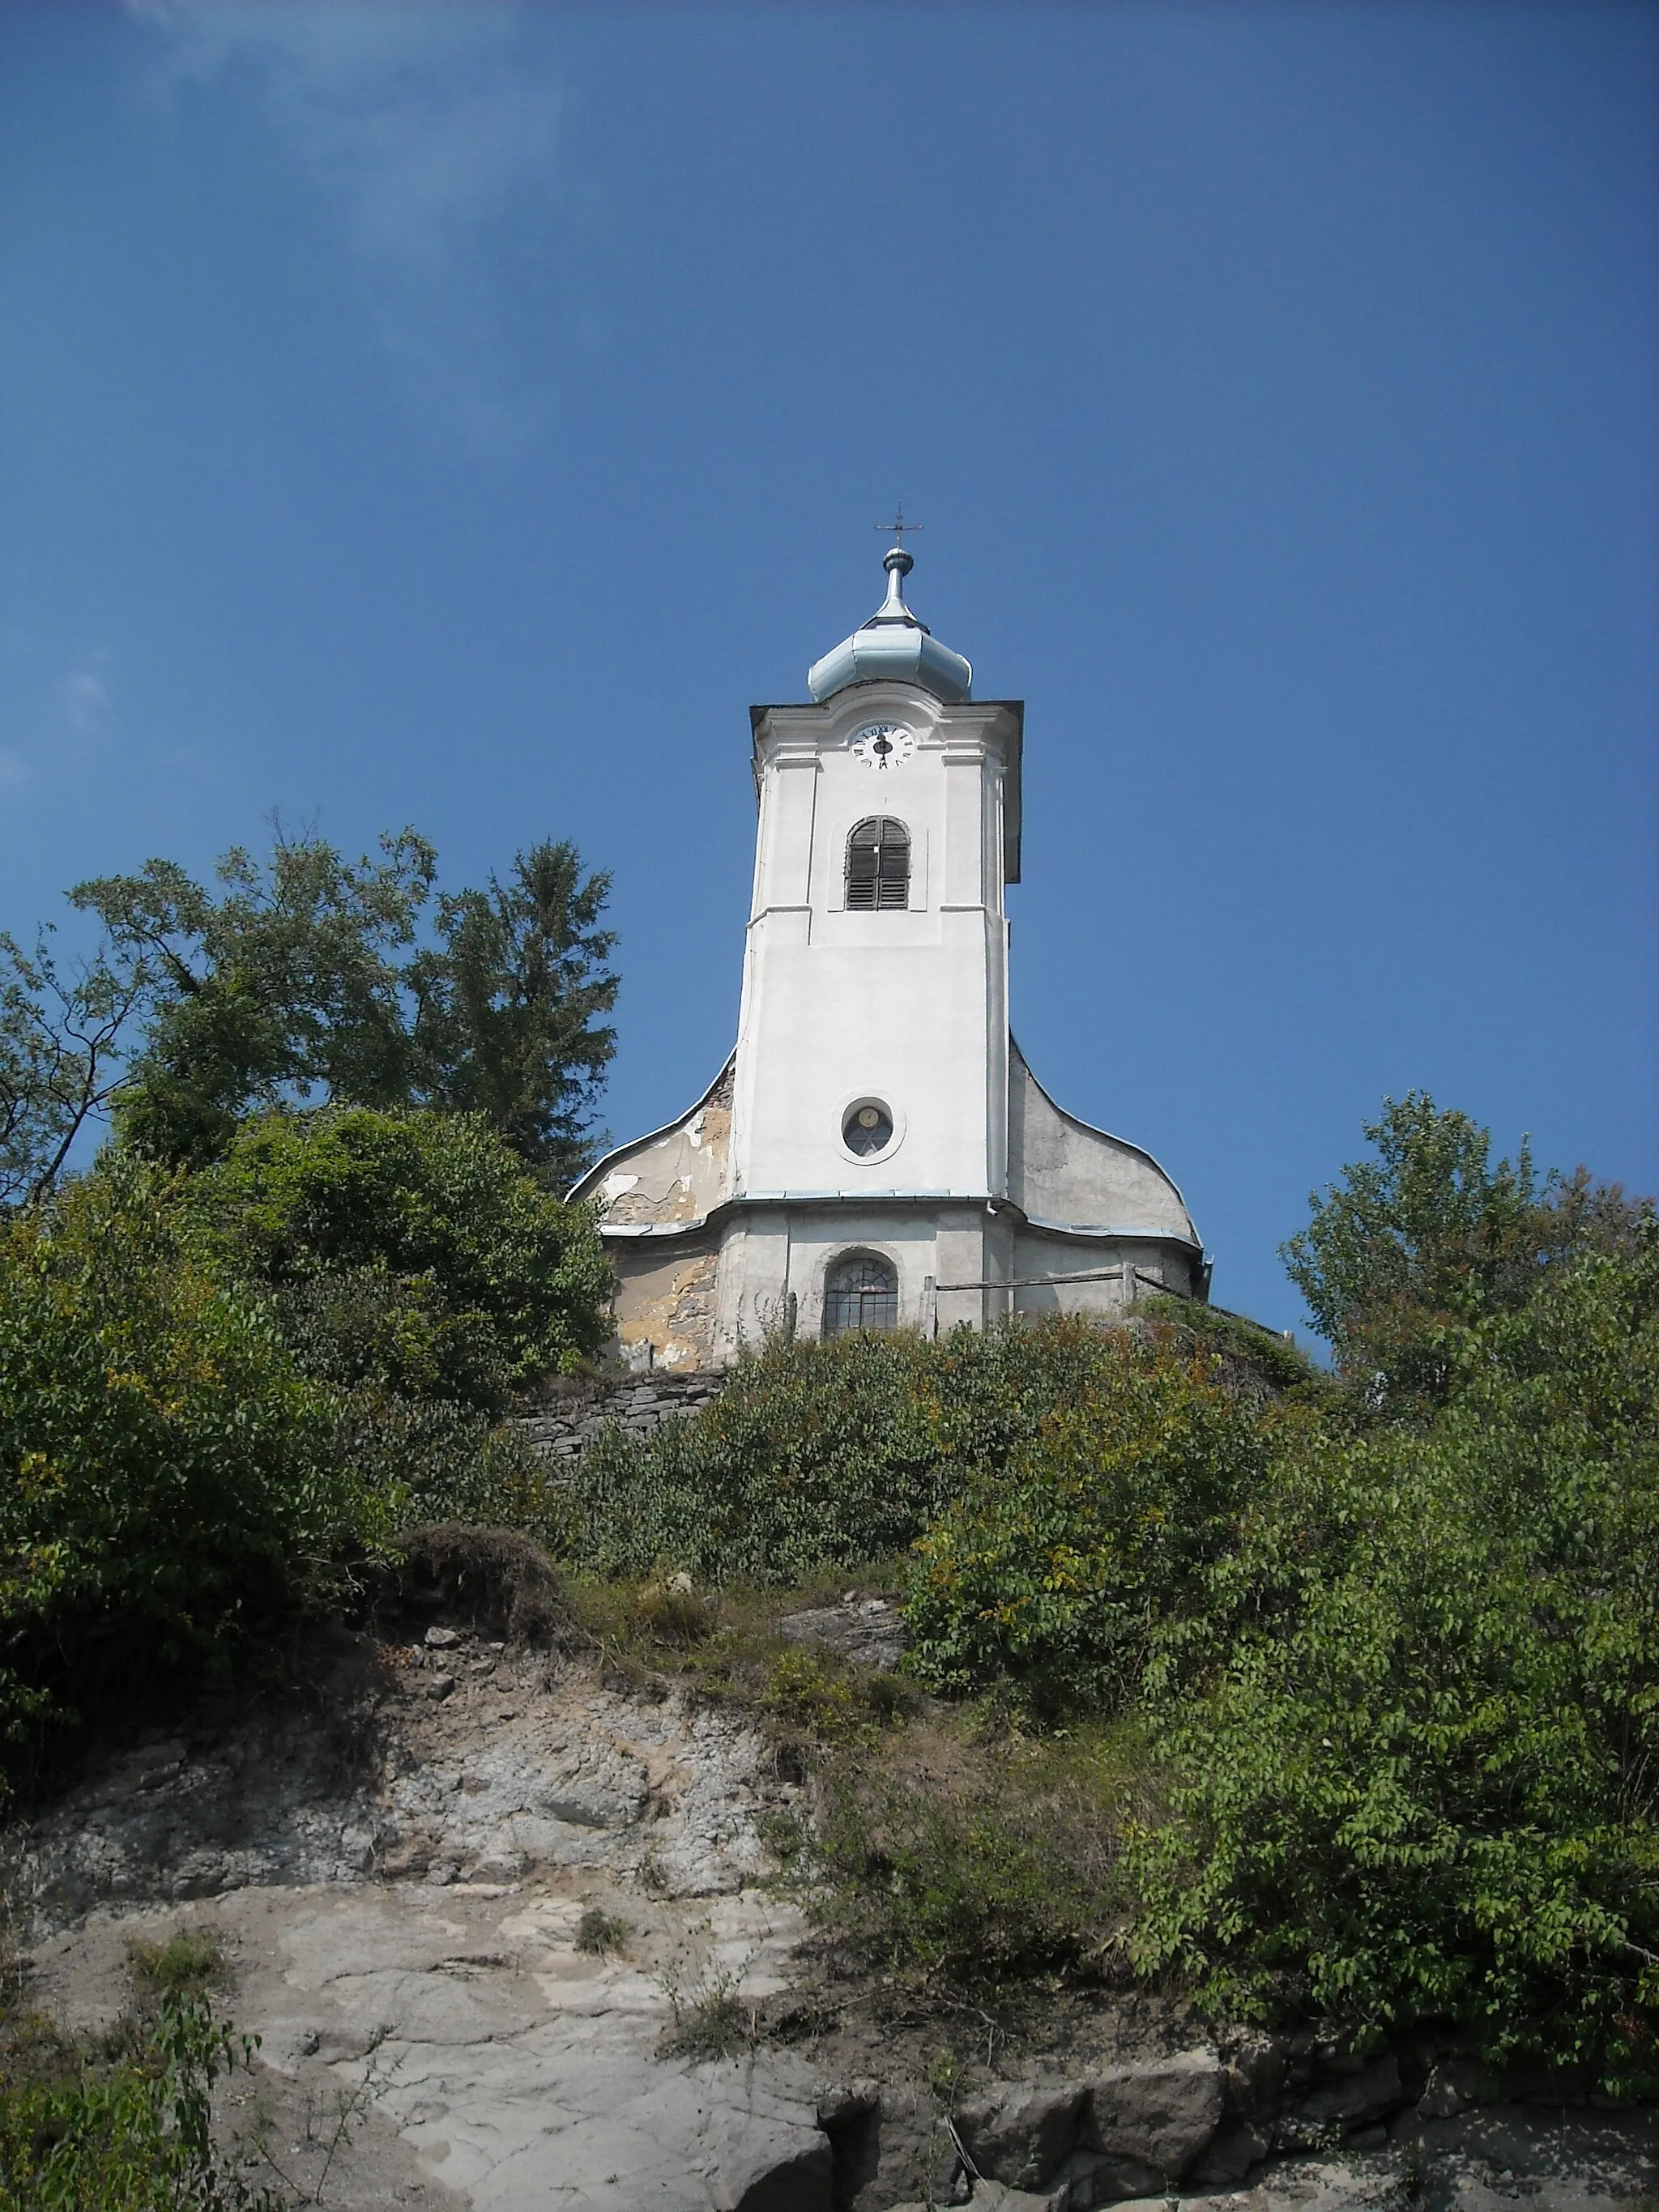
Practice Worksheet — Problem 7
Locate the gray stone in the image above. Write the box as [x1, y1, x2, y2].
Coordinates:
[1279, 2055, 1403, 2147]
[426, 1626, 462, 1649]
[814, 2081, 881, 2201]
[19, 1656, 781, 1927]
[957, 2052, 1226, 2198]
[1222, 2027, 1288, 2125]
[1193, 2117, 1271, 2184]
[955, 2078, 1088, 2189]
[26, 1878, 823, 2212]
[1036, 2146, 1160, 2209]
[777, 1596, 906, 1673]
[881, 2189, 1056, 2212]
[1081, 2048, 1226, 2181]
[1416, 2055, 1498, 2120]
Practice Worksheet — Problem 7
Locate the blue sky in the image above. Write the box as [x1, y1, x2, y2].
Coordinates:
[2, 0, 1655, 1336]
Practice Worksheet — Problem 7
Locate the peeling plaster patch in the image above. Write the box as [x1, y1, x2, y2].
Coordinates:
[612, 1247, 719, 1370]
[582, 1062, 736, 1302]
[593, 1072, 734, 1230]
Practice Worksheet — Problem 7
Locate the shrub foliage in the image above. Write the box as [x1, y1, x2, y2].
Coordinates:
[567, 1316, 1196, 1585]
[1127, 1236, 1659, 2082]
[902, 1332, 1277, 1716]
[0, 1157, 374, 1765]
[0, 1989, 270, 2210]
[193, 1105, 611, 1410]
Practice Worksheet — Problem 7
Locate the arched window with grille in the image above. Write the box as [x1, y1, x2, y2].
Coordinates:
[845, 818, 910, 911]
[822, 1251, 899, 1336]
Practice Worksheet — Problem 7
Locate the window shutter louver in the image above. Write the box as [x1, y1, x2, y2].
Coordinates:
[846, 818, 910, 911]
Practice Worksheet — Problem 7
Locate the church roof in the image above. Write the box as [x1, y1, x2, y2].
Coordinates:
[807, 547, 972, 704]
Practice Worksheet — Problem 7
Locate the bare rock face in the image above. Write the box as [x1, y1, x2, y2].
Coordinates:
[1084, 2048, 1228, 2177]
[954, 2079, 1090, 2193]
[946, 2048, 1659, 2212]
[1277, 2054, 1402, 2150]
[22, 1634, 780, 1921]
[15, 1636, 856, 2212]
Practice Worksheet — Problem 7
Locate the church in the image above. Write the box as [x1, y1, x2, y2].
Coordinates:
[569, 544, 1209, 1370]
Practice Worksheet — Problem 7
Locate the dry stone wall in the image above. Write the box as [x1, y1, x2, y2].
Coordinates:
[515, 1369, 726, 1466]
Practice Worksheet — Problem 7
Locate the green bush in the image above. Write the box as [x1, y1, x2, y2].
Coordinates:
[0, 1989, 271, 2210]
[812, 1727, 1132, 1994]
[1127, 1234, 1659, 2085]
[567, 1316, 1217, 1585]
[332, 1390, 575, 1551]
[0, 1157, 377, 1771]
[902, 1332, 1280, 1717]
[761, 1643, 916, 1748]
[191, 1106, 610, 1410]
[125, 1930, 228, 2004]
[1129, 1293, 1330, 1402]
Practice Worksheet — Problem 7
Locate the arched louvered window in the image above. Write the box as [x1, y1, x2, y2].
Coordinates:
[822, 1251, 899, 1336]
[846, 818, 910, 911]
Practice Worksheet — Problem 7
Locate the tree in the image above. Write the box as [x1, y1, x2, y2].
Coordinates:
[1128, 1225, 1659, 2084]
[0, 925, 156, 1205]
[409, 839, 617, 1185]
[65, 825, 618, 1178]
[1282, 1092, 1651, 1411]
[75, 829, 436, 1168]
[0, 1154, 372, 1763]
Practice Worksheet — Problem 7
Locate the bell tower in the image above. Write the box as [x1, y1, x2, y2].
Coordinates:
[729, 547, 1021, 1243]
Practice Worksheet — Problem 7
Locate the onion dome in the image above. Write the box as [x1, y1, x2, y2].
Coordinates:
[807, 547, 972, 704]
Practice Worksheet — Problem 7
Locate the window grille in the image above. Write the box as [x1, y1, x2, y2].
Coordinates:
[822, 1251, 899, 1336]
[842, 1101, 894, 1156]
[846, 818, 910, 911]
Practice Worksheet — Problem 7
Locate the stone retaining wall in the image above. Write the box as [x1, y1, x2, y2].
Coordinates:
[514, 1369, 726, 1464]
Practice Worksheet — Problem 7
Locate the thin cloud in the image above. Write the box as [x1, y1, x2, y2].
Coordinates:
[126, 2, 569, 450]
[0, 647, 114, 793]
[56, 670, 113, 738]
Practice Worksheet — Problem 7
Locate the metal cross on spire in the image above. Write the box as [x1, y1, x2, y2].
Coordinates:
[876, 505, 922, 548]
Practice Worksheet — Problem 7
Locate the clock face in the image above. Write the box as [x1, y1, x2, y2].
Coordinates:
[850, 721, 915, 770]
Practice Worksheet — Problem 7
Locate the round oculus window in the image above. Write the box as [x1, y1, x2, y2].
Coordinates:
[842, 1102, 894, 1157]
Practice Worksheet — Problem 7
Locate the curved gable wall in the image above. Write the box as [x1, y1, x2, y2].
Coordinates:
[1007, 1041, 1197, 1245]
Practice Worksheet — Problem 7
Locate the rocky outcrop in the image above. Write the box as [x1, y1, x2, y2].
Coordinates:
[954, 2052, 1226, 2203]
[20, 1624, 781, 1919]
[918, 2039, 1659, 2211]
[12, 1620, 1659, 2210]
[15, 1628, 868, 2211]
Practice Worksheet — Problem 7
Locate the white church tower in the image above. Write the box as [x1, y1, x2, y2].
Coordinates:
[570, 543, 1207, 1369]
